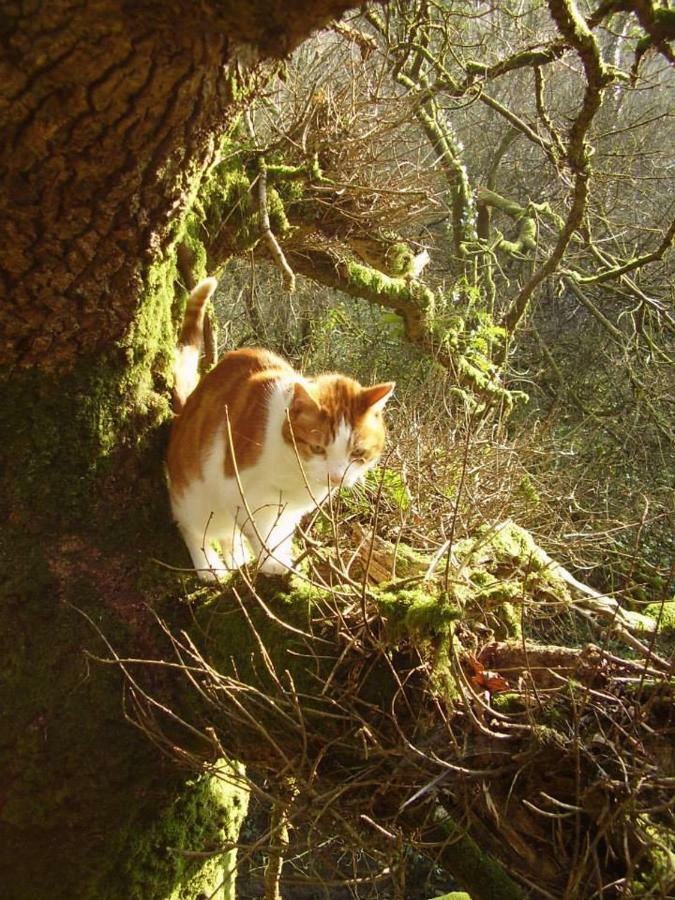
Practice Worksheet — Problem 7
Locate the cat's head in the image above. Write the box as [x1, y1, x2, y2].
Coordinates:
[282, 375, 395, 489]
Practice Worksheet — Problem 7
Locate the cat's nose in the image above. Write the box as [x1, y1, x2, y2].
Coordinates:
[328, 470, 344, 486]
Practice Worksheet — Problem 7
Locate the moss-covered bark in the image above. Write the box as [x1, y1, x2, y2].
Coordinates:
[280, 244, 511, 408]
[0, 361, 251, 899]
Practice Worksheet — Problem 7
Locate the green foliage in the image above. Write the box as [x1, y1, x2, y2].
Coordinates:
[515, 473, 540, 507]
[629, 817, 675, 897]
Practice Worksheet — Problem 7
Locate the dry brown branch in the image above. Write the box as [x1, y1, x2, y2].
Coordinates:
[98, 476, 675, 897]
[263, 781, 297, 900]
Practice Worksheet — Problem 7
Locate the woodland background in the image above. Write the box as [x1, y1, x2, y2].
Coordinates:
[0, 1, 673, 899]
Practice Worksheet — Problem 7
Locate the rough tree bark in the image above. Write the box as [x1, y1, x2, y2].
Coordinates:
[0, 2, 366, 898]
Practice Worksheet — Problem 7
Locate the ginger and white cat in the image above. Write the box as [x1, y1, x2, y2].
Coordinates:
[167, 277, 394, 581]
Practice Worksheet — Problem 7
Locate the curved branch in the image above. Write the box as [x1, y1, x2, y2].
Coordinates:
[476, 188, 539, 257]
[464, 40, 568, 82]
[277, 244, 435, 349]
[567, 215, 675, 285]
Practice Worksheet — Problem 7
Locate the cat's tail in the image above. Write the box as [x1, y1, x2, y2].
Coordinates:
[172, 277, 218, 413]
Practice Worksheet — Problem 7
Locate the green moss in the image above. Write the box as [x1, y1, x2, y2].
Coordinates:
[208, 161, 258, 253]
[267, 184, 291, 234]
[491, 692, 526, 714]
[516, 473, 540, 506]
[0, 363, 168, 523]
[181, 135, 324, 266]
[457, 520, 572, 606]
[443, 520, 577, 638]
[180, 212, 209, 283]
[531, 724, 567, 750]
[345, 466, 413, 518]
[389, 542, 430, 579]
[127, 253, 181, 391]
[266, 155, 322, 184]
[187, 574, 321, 691]
[433, 894, 472, 900]
[431, 812, 526, 899]
[644, 600, 675, 633]
[471, 573, 521, 606]
[338, 255, 511, 410]
[123, 762, 248, 900]
[374, 587, 460, 640]
[385, 241, 416, 276]
[343, 259, 436, 327]
[496, 601, 522, 639]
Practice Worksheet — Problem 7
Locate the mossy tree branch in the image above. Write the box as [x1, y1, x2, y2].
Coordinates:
[464, 41, 569, 82]
[499, 0, 614, 339]
[565, 214, 675, 285]
[476, 188, 540, 258]
[271, 243, 508, 405]
[363, 0, 668, 366]
[182, 133, 509, 406]
[365, 11, 479, 266]
[104, 518, 674, 899]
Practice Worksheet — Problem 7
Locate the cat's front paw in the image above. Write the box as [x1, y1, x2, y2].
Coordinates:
[197, 566, 225, 583]
[220, 536, 250, 571]
[257, 555, 294, 577]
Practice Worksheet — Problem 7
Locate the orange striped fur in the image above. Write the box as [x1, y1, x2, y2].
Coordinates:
[167, 277, 394, 580]
[168, 347, 294, 490]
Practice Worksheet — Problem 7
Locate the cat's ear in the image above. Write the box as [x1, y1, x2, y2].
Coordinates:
[291, 381, 320, 412]
[362, 382, 395, 412]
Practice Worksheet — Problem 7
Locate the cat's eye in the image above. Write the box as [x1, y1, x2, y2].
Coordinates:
[310, 444, 326, 455]
[351, 450, 366, 462]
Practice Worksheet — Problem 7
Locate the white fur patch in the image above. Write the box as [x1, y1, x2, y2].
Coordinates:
[170, 378, 328, 579]
[173, 346, 200, 403]
[325, 419, 355, 487]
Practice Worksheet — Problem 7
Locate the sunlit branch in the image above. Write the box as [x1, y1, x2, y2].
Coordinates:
[567, 215, 675, 285]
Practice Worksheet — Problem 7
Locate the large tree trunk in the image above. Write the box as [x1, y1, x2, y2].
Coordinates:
[0, 3, 363, 898]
